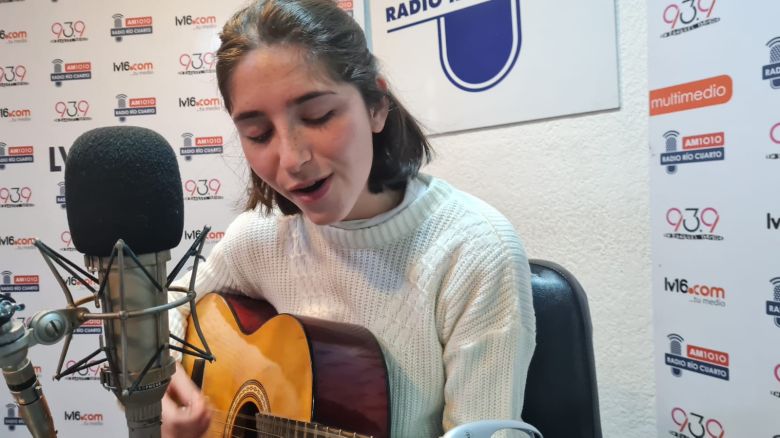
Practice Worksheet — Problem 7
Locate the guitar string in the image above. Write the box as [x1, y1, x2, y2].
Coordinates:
[205, 406, 327, 431]
[208, 414, 356, 438]
[205, 406, 287, 424]
[208, 412, 346, 438]
[210, 417, 346, 438]
[207, 417, 283, 438]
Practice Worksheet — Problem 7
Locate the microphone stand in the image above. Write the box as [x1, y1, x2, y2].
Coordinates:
[0, 294, 66, 438]
[0, 226, 215, 438]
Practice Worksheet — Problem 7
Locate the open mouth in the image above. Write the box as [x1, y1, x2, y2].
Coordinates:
[294, 176, 328, 194]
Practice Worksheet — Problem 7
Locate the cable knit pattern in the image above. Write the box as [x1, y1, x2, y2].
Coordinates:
[169, 175, 536, 437]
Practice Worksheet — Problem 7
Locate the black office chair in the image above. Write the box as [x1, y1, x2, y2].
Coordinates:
[521, 259, 602, 438]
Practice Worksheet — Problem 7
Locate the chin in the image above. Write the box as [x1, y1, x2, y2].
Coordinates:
[302, 209, 347, 226]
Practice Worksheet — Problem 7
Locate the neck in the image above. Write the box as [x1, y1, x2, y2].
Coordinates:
[344, 185, 405, 221]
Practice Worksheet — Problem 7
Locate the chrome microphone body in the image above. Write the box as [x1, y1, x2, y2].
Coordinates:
[63, 126, 191, 437]
[87, 250, 176, 438]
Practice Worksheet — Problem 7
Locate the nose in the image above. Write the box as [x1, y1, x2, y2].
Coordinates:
[278, 126, 312, 174]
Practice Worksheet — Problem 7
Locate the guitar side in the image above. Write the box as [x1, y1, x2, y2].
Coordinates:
[182, 292, 391, 438]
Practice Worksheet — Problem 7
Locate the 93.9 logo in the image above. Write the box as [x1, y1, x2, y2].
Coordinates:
[178, 52, 216, 75]
[0, 187, 32, 208]
[54, 100, 91, 122]
[670, 407, 724, 438]
[665, 207, 723, 241]
[50, 20, 87, 42]
[183, 178, 223, 201]
[62, 359, 100, 380]
[661, 0, 719, 38]
[0, 65, 28, 87]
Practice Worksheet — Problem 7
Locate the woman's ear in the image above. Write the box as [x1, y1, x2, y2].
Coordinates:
[369, 77, 390, 133]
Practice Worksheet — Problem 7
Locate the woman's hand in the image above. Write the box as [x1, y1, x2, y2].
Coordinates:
[161, 362, 212, 438]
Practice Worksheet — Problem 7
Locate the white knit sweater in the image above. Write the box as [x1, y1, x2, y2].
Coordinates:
[169, 175, 536, 437]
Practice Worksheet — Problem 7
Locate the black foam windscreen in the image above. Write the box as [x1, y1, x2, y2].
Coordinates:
[65, 126, 184, 257]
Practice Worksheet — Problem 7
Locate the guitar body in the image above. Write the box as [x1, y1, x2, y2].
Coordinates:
[181, 293, 390, 438]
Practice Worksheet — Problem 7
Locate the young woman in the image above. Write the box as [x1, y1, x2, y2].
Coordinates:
[162, 1, 536, 437]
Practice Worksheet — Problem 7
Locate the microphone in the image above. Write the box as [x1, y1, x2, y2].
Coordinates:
[0, 294, 57, 437]
[64, 126, 183, 437]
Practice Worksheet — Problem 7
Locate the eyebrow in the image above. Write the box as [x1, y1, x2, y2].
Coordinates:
[231, 90, 337, 123]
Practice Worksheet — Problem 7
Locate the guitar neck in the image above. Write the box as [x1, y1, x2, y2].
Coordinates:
[256, 411, 373, 438]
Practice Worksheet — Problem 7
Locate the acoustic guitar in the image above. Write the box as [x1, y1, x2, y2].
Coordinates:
[181, 292, 391, 438]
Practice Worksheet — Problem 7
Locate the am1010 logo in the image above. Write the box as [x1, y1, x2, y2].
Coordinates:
[50, 59, 92, 86]
[669, 407, 724, 438]
[660, 0, 719, 38]
[660, 130, 724, 174]
[73, 319, 102, 335]
[0, 272, 40, 292]
[0, 65, 28, 87]
[665, 333, 729, 381]
[114, 95, 157, 122]
[179, 133, 223, 160]
[665, 207, 722, 240]
[183, 178, 223, 201]
[0, 186, 33, 208]
[110, 14, 153, 42]
[0, 145, 34, 170]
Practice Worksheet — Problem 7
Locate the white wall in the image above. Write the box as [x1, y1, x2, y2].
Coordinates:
[425, 1, 653, 436]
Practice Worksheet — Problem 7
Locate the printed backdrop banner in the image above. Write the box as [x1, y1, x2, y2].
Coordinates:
[368, 0, 620, 134]
[0, 0, 361, 436]
[649, 1, 780, 437]
[0, 0, 614, 436]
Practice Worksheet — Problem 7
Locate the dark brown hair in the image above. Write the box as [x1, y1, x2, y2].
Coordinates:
[216, 0, 432, 214]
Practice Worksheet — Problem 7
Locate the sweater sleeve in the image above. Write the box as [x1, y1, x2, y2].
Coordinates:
[437, 218, 536, 437]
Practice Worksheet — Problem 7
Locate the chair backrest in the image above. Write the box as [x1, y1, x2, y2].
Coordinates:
[521, 259, 602, 438]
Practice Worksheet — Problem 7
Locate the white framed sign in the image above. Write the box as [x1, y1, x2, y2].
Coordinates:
[368, 0, 620, 134]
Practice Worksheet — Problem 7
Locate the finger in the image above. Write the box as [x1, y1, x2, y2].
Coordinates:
[188, 391, 207, 415]
[166, 365, 197, 405]
[162, 393, 185, 421]
[183, 392, 211, 435]
[165, 380, 185, 406]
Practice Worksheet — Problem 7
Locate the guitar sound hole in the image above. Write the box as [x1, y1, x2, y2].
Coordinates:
[232, 402, 260, 438]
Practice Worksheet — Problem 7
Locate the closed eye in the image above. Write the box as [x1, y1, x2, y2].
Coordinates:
[303, 110, 334, 126]
[247, 129, 273, 144]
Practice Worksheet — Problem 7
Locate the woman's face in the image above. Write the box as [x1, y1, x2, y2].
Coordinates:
[229, 45, 390, 225]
